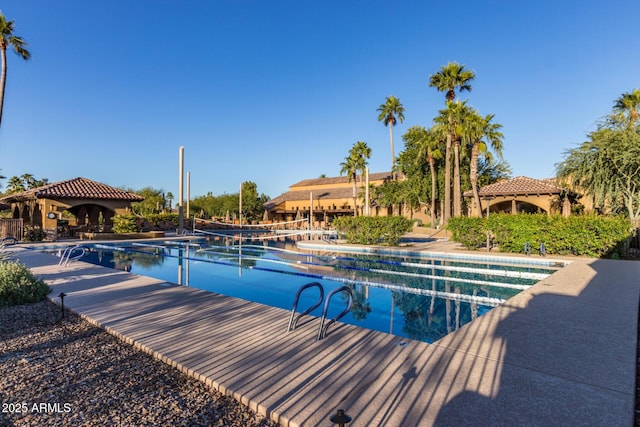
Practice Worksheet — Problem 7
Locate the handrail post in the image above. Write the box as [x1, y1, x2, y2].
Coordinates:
[317, 286, 353, 340]
[287, 282, 325, 332]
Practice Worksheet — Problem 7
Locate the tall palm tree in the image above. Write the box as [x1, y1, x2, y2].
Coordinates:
[351, 140, 371, 183]
[429, 62, 475, 223]
[465, 112, 504, 216]
[377, 96, 405, 175]
[402, 126, 442, 227]
[0, 12, 31, 128]
[435, 100, 472, 217]
[340, 154, 359, 216]
[613, 88, 640, 127]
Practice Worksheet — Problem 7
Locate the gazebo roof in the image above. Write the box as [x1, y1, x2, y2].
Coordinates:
[0, 177, 144, 203]
[464, 176, 569, 197]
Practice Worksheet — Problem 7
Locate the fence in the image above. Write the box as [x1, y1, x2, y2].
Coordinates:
[0, 219, 24, 241]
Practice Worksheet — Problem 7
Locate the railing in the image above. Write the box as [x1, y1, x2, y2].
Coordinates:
[0, 219, 23, 241]
[287, 282, 353, 340]
[287, 282, 324, 332]
[317, 286, 353, 340]
[58, 245, 89, 266]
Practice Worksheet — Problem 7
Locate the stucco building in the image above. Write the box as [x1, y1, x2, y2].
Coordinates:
[264, 172, 399, 226]
[0, 177, 143, 239]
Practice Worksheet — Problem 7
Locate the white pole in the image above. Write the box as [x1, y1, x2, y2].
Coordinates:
[187, 171, 191, 220]
[239, 182, 243, 228]
[178, 146, 185, 231]
[309, 192, 313, 230]
[365, 167, 370, 216]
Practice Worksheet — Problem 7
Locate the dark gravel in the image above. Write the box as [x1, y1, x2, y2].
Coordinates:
[0, 300, 278, 427]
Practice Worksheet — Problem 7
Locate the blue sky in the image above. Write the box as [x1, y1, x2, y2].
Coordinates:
[0, 1, 638, 200]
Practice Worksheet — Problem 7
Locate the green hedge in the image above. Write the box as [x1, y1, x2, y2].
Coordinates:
[0, 261, 51, 307]
[333, 216, 413, 246]
[448, 214, 632, 258]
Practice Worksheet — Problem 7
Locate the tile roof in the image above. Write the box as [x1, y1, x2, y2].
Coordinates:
[0, 177, 144, 202]
[466, 176, 568, 197]
[290, 172, 394, 188]
[264, 187, 357, 210]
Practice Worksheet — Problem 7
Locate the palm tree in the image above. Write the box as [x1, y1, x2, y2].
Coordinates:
[429, 62, 475, 223]
[341, 141, 371, 215]
[377, 96, 405, 175]
[6, 175, 24, 194]
[340, 154, 358, 216]
[435, 100, 472, 217]
[351, 141, 371, 184]
[465, 112, 504, 216]
[0, 12, 31, 128]
[166, 192, 174, 211]
[613, 88, 640, 127]
[402, 126, 442, 227]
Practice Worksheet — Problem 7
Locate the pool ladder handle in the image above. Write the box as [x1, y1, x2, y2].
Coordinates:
[287, 281, 354, 340]
[58, 245, 89, 266]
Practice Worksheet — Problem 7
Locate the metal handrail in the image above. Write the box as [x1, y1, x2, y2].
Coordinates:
[317, 286, 353, 340]
[287, 281, 324, 332]
[0, 236, 18, 247]
[58, 245, 89, 266]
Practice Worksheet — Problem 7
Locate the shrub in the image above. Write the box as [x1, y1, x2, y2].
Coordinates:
[0, 261, 51, 307]
[112, 214, 139, 233]
[447, 217, 486, 249]
[333, 216, 413, 246]
[23, 225, 47, 241]
[447, 213, 633, 258]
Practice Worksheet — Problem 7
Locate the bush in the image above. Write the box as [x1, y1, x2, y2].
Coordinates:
[447, 217, 486, 249]
[447, 213, 633, 258]
[333, 216, 413, 246]
[23, 225, 47, 241]
[0, 261, 51, 307]
[112, 214, 138, 233]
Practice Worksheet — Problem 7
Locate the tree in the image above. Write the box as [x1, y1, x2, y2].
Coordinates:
[340, 153, 359, 216]
[0, 12, 31, 128]
[402, 126, 442, 227]
[4, 173, 47, 194]
[556, 114, 640, 225]
[166, 192, 174, 210]
[429, 62, 475, 224]
[377, 96, 405, 175]
[464, 112, 504, 216]
[434, 100, 473, 217]
[351, 141, 371, 184]
[240, 181, 270, 221]
[613, 88, 640, 127]
[128, 187, 165, 215]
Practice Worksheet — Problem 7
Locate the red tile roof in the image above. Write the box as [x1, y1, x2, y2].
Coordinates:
[290, 172, 396, 188]
[465, 176, 568, 197]
[265, 187, 356, 210]
[0, 177, 144, 202]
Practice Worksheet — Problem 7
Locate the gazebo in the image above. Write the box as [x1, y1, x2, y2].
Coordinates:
[464, 176, 579, 217]
[0, 177, 143, 239]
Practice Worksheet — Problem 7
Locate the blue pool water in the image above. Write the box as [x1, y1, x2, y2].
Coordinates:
[37, 238, 564, 344]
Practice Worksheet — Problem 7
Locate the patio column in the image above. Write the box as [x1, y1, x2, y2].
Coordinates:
[511, 198, 517, 214]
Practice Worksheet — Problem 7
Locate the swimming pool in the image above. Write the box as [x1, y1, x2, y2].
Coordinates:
[36, 238, 564, 344]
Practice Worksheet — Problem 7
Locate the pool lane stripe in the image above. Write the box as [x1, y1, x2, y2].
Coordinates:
[197, 246, 548, 282]
[88, 245, 506, 305]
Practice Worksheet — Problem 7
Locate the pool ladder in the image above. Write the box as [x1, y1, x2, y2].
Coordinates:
[58, 245, 89, 266]
[287, 282, 353, 340]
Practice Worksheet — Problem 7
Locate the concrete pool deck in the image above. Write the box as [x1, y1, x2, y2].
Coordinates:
[7, 242, 640, 426]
